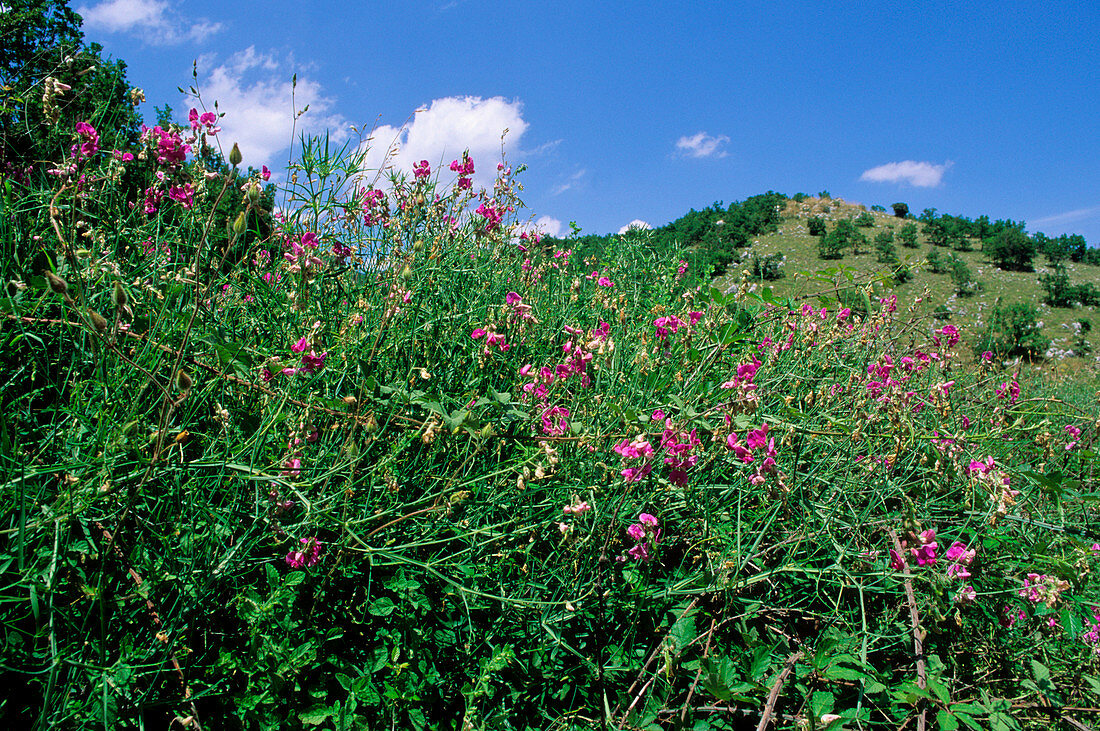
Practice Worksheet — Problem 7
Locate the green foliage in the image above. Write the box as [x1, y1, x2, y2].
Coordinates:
[750, 251, 785, 280]
[986, 228, 1038, 271]
[853, 211, 875, 227]
[1, 0, 141, 177]
[873, 230, 896, 263]
[897, 222, 920, 248]
[975, 301, 1051, 358]
[807, 215, 827, 236]
[926, 247, 950, 274]
[1039, 264, 1073, 307]
[3, 46, 1100, 731]
[891, 202, 909, 218]
[949, 253, 979, 296]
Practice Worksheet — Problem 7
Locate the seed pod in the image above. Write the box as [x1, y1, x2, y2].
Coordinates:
[229, 142, 242, 167]
[45, 271, 68, 297]
[232, 210, 248, 235]
[399, 264, 412, 280]
[89, 310, 108, 333]
[175, 369, 192, 392]
[111, 281, 128, 309]
[246, 184, 261, 205]
[413, 238, 424, 253]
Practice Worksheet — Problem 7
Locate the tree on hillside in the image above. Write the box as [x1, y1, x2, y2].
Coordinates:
[985, 227, 1037, 271]
[891, 202, 909, 218]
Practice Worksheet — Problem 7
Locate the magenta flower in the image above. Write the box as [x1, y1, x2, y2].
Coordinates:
[471, 328, 487, 339]
[300, 350, 327, 373]
[286, 536, 322, 569]
[291, 337, 309, 353]
[889, 549, 906, 570]
[627, 523, 646, 541]
[597, 276, 613, 287]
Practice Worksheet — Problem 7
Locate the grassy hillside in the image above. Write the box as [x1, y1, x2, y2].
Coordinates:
[713, 196, 1100, 372]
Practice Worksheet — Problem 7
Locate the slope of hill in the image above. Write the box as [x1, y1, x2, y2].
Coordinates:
[713, 196, 1100, 369]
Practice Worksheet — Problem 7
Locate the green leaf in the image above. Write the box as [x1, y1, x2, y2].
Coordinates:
[937, 709, 959, 731]
[369, 597, 396, 617]
[298, 704, 335, 725]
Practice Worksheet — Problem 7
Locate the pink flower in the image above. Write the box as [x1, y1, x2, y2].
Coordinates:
[597, 276, 613, 287]
[286, 536, 322, 569]
[291, 337, 309, 353]
[627, 523, 645, 541]
[300, 350, 327, 373]
[470, 328, 487, 339]
[638, 513, 658, 528]
[954, 585, 977, 605]
[889, 549, 906, 570]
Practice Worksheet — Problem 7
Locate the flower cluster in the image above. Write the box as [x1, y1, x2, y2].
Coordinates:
[725, 422, 779, 486]
[889, 528, 938, 569]
[361, 187, 389, 227]
[967, 456, 1020, 520]
[1018, 573, 1070, 608]
[187, 107, 220, 136]
[613, 435, 655, 482]
[284, 232, 324, 279]
[620, 513, 660, 562]
[450, 154, 475, 191]
[944, 540, 977, 604]
[653, 311, 702, 340]
[286, 536, 322, 569]
[72, 121, 99, 160]
[413, 159, 431, 180]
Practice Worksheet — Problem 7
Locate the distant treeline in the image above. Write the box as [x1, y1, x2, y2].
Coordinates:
[540, 191, 788, 283]
[542, 193, 1098, 281]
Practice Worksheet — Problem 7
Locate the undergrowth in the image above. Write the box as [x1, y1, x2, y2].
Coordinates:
[2, 86, 1100, 731]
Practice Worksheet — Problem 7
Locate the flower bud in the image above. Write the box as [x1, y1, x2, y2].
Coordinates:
[111, 281, 128, 309]
[89, 310, 108, 333]
[229, 143, 242, 167]
[233, 210, 248, 235]
[45, 271, 68, 297]
[175, 369, 192, 392]
[400, 264, 413, 280]
[413, 238, 424, 253]
[246, 183, 261, 205]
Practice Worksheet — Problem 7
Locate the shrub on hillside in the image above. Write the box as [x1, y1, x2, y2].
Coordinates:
[986, 228, 1038, 271]
[874, 230, 896, 263]
[1039, 264, 1073, 307]
[807, 216, 827, 236]
[891, 202, 909, 218]
[897, 222, 920, 248]
[975, 301, 1050, 358]
[751, 252, 786, 280]
[926, 247, 950, 273]
[854, 211, 875, 227]
[949, 254, 979, 296]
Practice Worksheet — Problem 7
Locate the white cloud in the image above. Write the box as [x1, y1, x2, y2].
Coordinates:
[551, 168, 587, 195]
[675, 131, 730, 159]
[618, 219, 652, 234]
[1031, 204, 1100, 229]
[860, 160, 952, 187]
[77, 0, 222, 44]
[193, 47, 348, 168]
[518, 215, 564, 238]
[360, 96, 529, 191]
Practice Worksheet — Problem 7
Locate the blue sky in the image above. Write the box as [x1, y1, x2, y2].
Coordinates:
[73, 0, 1100, 241]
